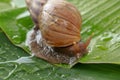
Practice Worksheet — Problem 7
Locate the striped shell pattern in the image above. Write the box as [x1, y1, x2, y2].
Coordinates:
[26, 0, 82, 47]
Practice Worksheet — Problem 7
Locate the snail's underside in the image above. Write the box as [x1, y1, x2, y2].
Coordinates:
[26, 27, 88, 64]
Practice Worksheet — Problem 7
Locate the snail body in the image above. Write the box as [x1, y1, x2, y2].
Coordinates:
[25, 0, 91, 64]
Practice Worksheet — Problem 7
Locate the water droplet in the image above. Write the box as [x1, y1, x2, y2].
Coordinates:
[16, 11, 30, 20]
[100, 32, 113, 41]
[110, 34, 120, 45]
[55, 73, 67, 78]
[12, 35, 21, 44]
[37, 73, 40, 76]
[61, 74, 66, 78]
[12, 35, 19, 40]
[15, 57, 34, 64]
[92, 56, 101, 60]
[10, 0, 26, 8]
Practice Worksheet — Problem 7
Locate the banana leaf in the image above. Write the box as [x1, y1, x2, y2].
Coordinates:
[0, 0, 120, 80]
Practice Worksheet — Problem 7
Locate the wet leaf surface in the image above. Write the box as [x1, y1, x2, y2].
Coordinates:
[0, 0, 120, 79]
[0, 33, 120, 79]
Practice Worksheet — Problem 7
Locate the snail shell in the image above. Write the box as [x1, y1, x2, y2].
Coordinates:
[26, 0, 82, 47]
[25, 0, 91, 64]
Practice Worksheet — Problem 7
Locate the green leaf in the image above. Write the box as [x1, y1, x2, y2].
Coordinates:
[0, 0, 12, 12]
[0, 0, 120, 65]
[0, 0, 25, 13]
[0, 32, 50, 79]
[0, 0, 120, 80]
[0, 8, 33, 52]
[1, 31, 120, 80]
[0, 32, 120, 79]
[74, 0, 120, 64]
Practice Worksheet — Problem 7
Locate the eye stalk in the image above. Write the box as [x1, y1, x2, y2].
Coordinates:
[74, 35, 92, 58]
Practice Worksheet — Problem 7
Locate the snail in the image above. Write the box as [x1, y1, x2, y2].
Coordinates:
[25, 0, 92, 64]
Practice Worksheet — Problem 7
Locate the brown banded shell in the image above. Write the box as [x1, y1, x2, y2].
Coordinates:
[25, 0, 92, 64]
[26, 0, 82, 47]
